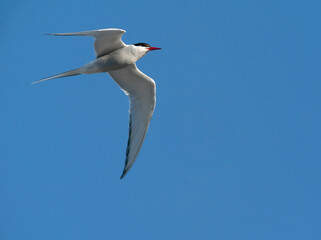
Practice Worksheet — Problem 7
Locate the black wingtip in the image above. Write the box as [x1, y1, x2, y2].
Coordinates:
[120, 169, 128, 179]
[120, 172, 125, 179]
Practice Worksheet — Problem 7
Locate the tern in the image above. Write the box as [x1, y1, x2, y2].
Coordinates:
[33, 28, 161, 179]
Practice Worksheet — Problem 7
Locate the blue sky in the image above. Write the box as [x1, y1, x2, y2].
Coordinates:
[1, 0, 321, 239]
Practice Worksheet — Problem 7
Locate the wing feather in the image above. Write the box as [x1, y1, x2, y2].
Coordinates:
[47, 28, 126, 58]
[108, 64, 156, 179]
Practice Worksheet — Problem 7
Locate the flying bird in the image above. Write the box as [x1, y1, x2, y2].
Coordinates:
[33, 28, 161, 179]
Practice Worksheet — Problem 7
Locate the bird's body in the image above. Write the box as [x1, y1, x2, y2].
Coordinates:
[33, 28, 161, 179]
[87, 45, 147, 72]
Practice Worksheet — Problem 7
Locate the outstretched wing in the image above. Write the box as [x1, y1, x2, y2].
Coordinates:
[47, 28, 126, 58]
[108, 64, 156, 179]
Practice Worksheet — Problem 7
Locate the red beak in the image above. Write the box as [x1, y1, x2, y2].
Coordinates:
[148, 47, 161, 51]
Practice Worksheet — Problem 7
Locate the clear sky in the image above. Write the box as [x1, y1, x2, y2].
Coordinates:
[0, 0, 320, 239]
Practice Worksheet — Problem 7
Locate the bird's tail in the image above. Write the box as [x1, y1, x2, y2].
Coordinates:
[32, 67, 84, 84]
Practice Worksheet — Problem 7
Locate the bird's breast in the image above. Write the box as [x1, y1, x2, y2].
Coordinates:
[95, 48, 136, 72]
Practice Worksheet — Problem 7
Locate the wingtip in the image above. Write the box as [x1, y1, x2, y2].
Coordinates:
[120, 169, 129, 179]
[31, 80, 40, 84]
[43, 33, 66, 36]
[31, 79, 47, 84]
[120, 172, 126, 180]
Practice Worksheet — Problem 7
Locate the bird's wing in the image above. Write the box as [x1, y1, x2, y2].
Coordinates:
[48, 28, 126, 58]
[108, 64, 156, 179]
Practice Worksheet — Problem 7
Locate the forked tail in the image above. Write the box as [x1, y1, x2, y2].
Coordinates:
[32, 67, 83, 84]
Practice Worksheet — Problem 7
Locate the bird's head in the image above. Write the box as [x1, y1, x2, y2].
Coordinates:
[131, 43, 161, 61]
[134, 42, 161, 52]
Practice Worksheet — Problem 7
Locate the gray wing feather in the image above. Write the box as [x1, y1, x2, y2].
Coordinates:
[108, 64, 156, 179]
[47, 28, 126, 58]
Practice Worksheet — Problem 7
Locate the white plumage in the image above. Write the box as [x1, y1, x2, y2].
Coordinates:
[33, 28, 161, 179]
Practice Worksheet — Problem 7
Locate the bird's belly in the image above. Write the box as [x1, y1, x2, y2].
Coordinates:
[95, 52, 134, 72]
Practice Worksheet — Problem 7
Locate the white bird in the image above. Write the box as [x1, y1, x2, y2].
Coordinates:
[33, 28, 161, 179]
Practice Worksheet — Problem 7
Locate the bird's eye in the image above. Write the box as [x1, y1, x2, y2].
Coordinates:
[134, 43, 151, 48]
